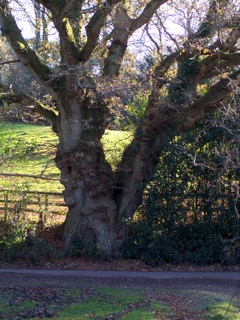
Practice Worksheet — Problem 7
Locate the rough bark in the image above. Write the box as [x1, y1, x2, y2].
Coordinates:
[55, 93, 120, 255]
[56, 143, 118, 255]
[103, 0, 168, 76]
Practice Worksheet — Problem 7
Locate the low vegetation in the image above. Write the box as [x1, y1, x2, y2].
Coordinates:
[0, 285, 239, 319]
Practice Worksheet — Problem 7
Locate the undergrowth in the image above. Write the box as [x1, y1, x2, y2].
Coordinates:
[0, 220, 63, 265]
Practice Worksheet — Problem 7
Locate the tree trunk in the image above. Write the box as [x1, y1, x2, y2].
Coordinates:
[55, 94, 121, 256]
[56, 145, 120, 255]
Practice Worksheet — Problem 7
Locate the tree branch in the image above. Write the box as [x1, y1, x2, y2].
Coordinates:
[61, 0, 80, 17]
[130, 0, 168, 32]
[36, 1, 83, 65]
[0, 59, 20, 66]
[194, 0, 221, 38]
[178, 70, 240, 131]
[154, 52, 179, 88]
[145, 22, 160, 54]
[23, 92, 59, 133]
[0, 0, 56, 96]
[0, 172, 59, 181]
[35, 0, 63, 16]
[79, 0, 121, 63]
[103, 5, 131, 76]
[0, 91, 23, 103]
[57, 17, 80, 65]
[196, 52, 240, 81]
[103, 0, 168, 76]
[0, 86, 59, 133]
[222, 21, 240, 51]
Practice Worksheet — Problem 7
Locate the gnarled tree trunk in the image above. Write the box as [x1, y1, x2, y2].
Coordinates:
[57, 145, 119, 254]
[54, 87, 122, 254]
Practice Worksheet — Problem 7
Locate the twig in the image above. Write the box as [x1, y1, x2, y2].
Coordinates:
[0, 59, 20, 66]
[0, 172, 59, 181]
[225, 291, 240, 317]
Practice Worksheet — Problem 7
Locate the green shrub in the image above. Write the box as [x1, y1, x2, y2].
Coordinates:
[122, 219, 233, 266]
[175, 223, 224, 265]
[122, 108, 240, 266]
[17, 236, 55, 265]
[0, 220, 58, 264]
[64, 237, 102, 259]
[142, 235, 180, 266]
[115, 92, 149, 130]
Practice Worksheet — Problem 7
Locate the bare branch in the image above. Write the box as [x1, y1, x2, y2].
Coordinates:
[0, 172, 59, 181]
[79, 0, 121, 63]
[155, 11, 180, 50]
[0, 0, 56, 96]
[22, 91, 59, 133]
[130, 0, 168, 32]
[145, 22, 160, 54]
[0, 59, 20, 65]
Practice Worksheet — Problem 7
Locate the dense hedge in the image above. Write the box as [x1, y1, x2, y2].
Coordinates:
[123, 109, 240, 266]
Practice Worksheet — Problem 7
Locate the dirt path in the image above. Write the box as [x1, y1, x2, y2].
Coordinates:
[0, 269, 239, 295]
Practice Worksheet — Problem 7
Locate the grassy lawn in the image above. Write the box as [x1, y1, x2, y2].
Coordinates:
[0, 123, 61, 192]
[0, 123, 132, 192]
[0, 285, 239, 319]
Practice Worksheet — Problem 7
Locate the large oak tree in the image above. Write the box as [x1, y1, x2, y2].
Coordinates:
[0, 0, 239, 255]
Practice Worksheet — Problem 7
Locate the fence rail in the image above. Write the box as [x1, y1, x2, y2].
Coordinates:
[0, 189, 67, 226]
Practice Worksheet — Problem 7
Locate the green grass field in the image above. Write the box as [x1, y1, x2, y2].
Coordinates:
[0, 123, 132, 192]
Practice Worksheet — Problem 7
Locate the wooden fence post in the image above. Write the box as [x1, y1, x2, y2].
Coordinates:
[4, 193, 8, 221]
[38, 196, 44, 229]
[22, 192, 27, 221]
[44, 194, 48, 224]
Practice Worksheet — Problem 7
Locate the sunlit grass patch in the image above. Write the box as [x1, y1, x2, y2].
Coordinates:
[57, 287, 143, 320]
[101, 129, 133, 169]
[0, 123, 61, 192]
[205, 301, 240, 319]
[0, 123, 132, 192]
